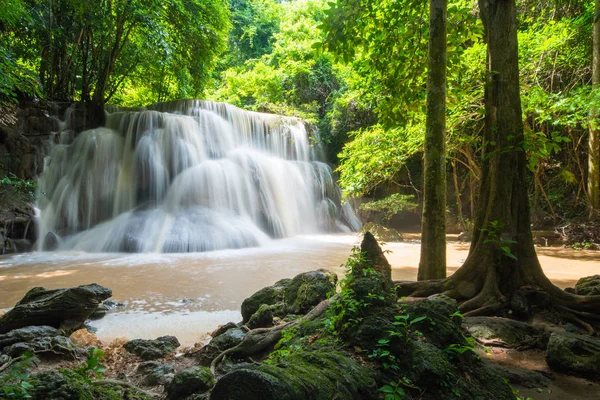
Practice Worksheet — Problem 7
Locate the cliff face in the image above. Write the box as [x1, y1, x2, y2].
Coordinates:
[0, 101, 68, 254]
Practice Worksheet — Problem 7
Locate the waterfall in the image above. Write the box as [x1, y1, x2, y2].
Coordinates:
[36, 100, 359, 253]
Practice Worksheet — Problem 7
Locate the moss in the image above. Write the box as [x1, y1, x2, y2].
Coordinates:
[247, 304, 274, 329]
[241, 279, 291, 322]
[211, 348, 378, 400]
[166, 366, 215, 400]
[284, 270, 337, 315]
[31, 371, 152, 400]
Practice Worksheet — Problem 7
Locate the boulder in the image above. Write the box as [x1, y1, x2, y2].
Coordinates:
[0, 284, 112, 334]
[241, 279, 290, 323]
[0, 325, 62, 350]
[90, 299, 125, 320]
[284, 269, 337, 315]
[463, 317, 548, 349]
[247, 304, 273, 329]
[546, 332, 600, 381]
[574, 275, 600, 296]
[166, 366, 214, 400]
[487, 363, 549, 389]
[123, 336, 180, 360]
[42, 232, 59, 251]
[211, 322, 238, 338]
[358, 232, 393, 291]
[136, 361, 175, 386]
[195, 328, 246, 366]
[2, 335, 78, 358]
[210, 349, 378, 400]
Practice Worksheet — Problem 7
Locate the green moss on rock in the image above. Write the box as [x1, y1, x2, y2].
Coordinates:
[166, 366, 215, 400]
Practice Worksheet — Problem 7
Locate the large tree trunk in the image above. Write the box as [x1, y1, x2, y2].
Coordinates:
[418, 0, 447, 281]
[397, 0, 600, 322]
[589, 0, 600, 213]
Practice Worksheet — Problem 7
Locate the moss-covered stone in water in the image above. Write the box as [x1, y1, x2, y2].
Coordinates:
[241, 279, 291, 322]
[211, 349, 378, 400]
[30, 370, 152, 400]
[284, 270, 337, 315]
[166, 366, 215, 400]
[247, 304, 274, 329]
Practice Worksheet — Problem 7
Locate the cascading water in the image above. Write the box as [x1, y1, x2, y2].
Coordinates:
[36, 100, 360, 252]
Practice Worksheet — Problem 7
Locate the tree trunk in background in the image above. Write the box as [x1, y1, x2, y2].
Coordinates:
[589, 0, 600, 214]
[418, 0, 447, 281]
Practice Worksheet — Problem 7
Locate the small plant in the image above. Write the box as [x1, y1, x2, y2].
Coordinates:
[73, 347, 106, 381]
[0, 352, 36, 399]
[379, 380, 408, 400]
[0, 173, 38, 201]
[482, 220, 518, 261]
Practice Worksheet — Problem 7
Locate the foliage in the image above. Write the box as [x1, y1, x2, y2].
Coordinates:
[0, 173, 38, 201]
[0, 352, 36, 399]
[72, 347, 107, 381]
[359, 194, 418, 224]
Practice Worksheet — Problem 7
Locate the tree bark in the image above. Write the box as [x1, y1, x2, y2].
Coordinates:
[589, 0, 600, 213]
[418, 0, 447, 281]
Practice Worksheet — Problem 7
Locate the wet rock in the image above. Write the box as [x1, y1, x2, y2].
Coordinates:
[284, 269, 337, 315]
[574, 275, 600, 296]
[463, 317, 549, 349]
[247, 304, 273, 329]
[210, 349, 378, 400]
[123, 336, 180, 360]
[546, 332, 600, 381]
[195, 328, 246, 366]
[137, 361, 175, 386]
[0, 284, 112, 334]
[241, 279, 291, 323]
[90, 299, 125, 320]
[487, 363, 549, 389]
[166, 366, 214, 400]
[42, 232, 59, 251]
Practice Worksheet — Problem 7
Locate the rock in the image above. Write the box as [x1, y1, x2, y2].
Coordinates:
[284, 269, 337, 315]
[357, 232, 393, 291]
[463, 317, 548, 349]
[42, 231, 59, 251]
[90, 299, 125, 320]
[210, 322, 238, 338]
[166, 366, 214, 400]
[0, 325, 62, 350]
[137, 362, 175, 386]
[31, 370, 153, 399]
[487, 363, 549, 389]
[574, 275, 600, 296]
[210, 349, 378, 400]
[0, 283, 112, 334]
[2, 335, 78, 358]
[195, 328, 246, 366]
[123, 336, 180, 360]
[546, 332, 600, 381]
[361, 222, 403, 242]
[247, 304, 273, 329]
[241, 278, 291, 323]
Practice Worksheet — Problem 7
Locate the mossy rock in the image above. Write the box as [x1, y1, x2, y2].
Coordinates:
[123, 335, 180, 360]
[30, 370, 152, 400]
[546, 332, 600, 381]
[241, 279, 291, 322]
[463, 317, 548, 349]
[166, 366, 215, 400]
[403, 296, 466, 349]
[284, 270, 337, 315]
[210, 349, 378, 400]
[574, 275, 600, 296]
[195, 328, 246, 366]
[362, 222, 403, 242]
[247, 304, 274, 329]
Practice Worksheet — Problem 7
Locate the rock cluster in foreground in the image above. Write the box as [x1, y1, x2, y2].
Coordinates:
[1, 234, 600, 399]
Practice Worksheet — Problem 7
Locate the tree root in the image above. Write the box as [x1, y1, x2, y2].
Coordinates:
[210, 298, 332, 375]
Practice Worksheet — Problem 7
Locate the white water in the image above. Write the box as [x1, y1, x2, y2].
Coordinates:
[36, 100, 360, 252]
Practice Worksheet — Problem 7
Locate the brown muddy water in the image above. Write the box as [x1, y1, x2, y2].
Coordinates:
[0, 234, 598, 346]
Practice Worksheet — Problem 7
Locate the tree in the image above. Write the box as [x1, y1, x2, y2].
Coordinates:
[398, 0, 600, 323]
[589, 0, 600, 213]
[418, 0, 447, 281]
